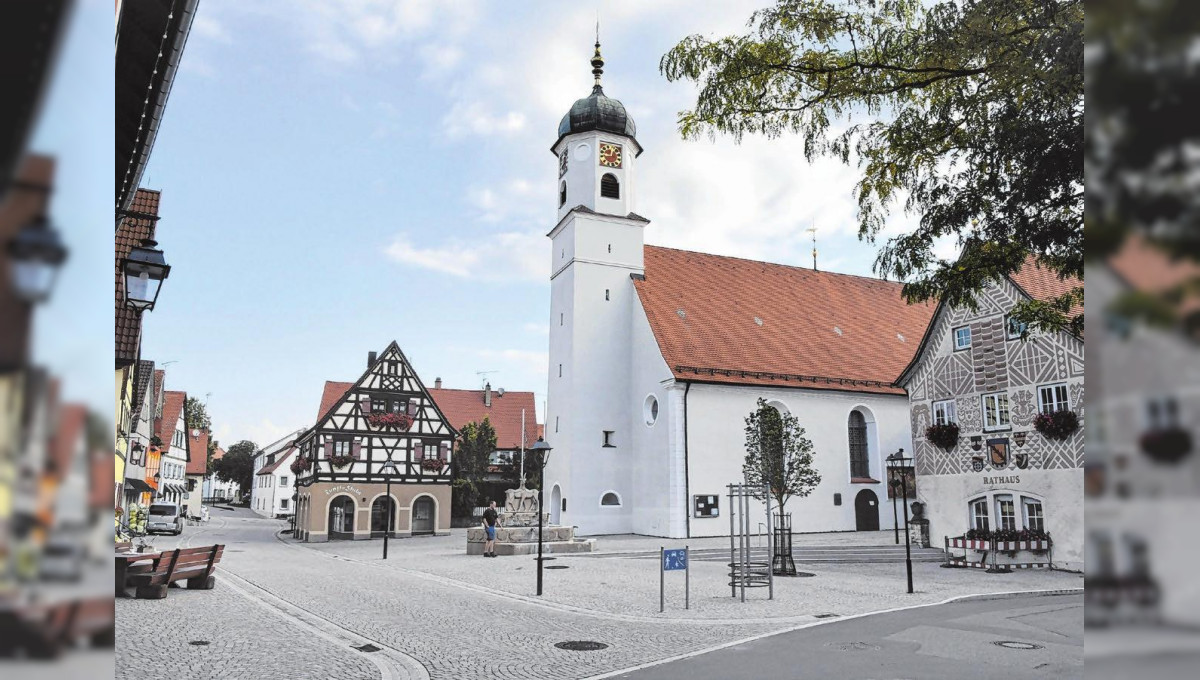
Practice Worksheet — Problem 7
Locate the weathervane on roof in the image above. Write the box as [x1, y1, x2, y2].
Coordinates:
[807, 223, 818, 271]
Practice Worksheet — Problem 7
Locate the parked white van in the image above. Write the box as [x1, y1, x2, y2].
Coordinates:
[147, 502, 183, 535]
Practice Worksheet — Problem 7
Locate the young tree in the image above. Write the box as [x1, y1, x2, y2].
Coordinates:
[452, 418, 497, 516]
[185, 397, 211, 431]
[661, 0, 1084, 335]
[212, 439, 257, 500]
[742, 399, 821, 513]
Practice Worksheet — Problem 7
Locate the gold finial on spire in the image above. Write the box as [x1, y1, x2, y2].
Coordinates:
[591, 15, 604, 89]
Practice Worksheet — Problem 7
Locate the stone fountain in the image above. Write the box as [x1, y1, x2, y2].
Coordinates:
[465, 482, 594, 556]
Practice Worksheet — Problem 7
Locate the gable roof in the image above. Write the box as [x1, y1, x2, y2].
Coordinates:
[317, 381, 355, 422]
[633, 246, 936, 395]
[1107, 233, 1200, 296]
[896, 255, 1084, 386]
[130, 359, 155, 420]
[427, 388, 539, 450]
[186, 429, 209, 475]
[115, 189, 160, 367]
[257, 447, 297, 475]
[155, 390, 186, 446]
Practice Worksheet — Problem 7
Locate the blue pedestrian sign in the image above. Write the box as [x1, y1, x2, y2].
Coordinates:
[663, 548, 687, 571]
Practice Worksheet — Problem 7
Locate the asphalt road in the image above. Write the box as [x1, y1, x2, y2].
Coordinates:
[611, 593, 1083, 680]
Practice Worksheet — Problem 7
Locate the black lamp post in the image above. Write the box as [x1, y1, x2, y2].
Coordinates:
[121, 238, 170, 312]
[380, 460, 399, 560]
[530, 437, 552, 596]
[886, 449, 914, 594]
[6, 213, 68, 305]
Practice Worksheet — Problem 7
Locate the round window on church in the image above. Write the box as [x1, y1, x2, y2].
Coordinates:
[644, 395, 659, 426]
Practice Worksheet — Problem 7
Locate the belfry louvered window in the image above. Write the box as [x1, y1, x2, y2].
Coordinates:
[848, 411, 870, 478]
[600, 173, 619, 199]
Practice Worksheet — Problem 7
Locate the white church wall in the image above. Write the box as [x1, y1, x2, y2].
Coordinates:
[628, 298, 677, 537]
[683, 383, 910, 538]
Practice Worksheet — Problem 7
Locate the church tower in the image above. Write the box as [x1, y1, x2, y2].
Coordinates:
[544, 38, 647, 535]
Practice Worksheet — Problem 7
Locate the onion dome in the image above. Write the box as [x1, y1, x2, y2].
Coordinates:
[555, 38, 638, 150]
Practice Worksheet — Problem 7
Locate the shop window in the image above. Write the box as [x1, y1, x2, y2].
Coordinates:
[932, 399, 957, 426]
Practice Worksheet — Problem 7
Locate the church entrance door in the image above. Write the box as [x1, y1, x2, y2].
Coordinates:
[854, 489, 879, 531]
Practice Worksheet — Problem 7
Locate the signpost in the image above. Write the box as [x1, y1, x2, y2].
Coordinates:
[660, 546, 690, 612]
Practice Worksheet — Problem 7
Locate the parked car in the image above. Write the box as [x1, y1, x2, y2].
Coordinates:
[39, 535, 84, 581]
[146, 502, 183, 535]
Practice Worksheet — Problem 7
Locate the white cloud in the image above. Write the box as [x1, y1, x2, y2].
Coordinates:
[441, 101, 527, 138]
[384, 231, 547, 281]
[192, 14, 232, 43]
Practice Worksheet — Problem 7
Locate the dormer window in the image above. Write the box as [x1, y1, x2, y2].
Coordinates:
[600, 173, 619, 199]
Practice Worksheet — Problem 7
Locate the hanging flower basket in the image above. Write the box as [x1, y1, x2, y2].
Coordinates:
[421, 458, 443, 472]
[329, 453, 355, 469]
[1033, 410, 1080, 440]
[367, 412, 413, 430]
[289, 456, 312, 475]
[925, 423, 960, 450]
[1139, 427, 1193, 464]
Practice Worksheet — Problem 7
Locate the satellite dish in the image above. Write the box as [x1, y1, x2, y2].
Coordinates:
[497, 388, 505, 396]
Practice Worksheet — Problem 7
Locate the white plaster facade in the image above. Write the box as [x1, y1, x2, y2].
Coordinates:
[251, 430, 303, 518]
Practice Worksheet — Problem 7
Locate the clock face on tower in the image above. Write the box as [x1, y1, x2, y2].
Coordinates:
[599, 142, 622, 168]
[558, 150, 568, 177]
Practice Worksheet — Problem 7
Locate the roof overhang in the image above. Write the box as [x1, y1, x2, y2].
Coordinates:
[0, 1, 71, 185]
[115, 0, 199, 212]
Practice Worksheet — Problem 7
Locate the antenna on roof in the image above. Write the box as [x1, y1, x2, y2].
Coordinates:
[806, 223, 818, 271]
[476, 370, 498, 389]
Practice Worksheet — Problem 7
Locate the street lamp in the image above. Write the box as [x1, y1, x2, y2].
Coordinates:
[530, 437, 553, 596]
[6, 213, 67, 304]
[886, 449, 914, 594]
[379, 460, 399, 560]
[121, 238, 170, 312]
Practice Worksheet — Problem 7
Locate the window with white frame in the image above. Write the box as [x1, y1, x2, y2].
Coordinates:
[1037, 383, 1069, 414]
[424, 444, 438, 460]
[970, 497, 990, 531]
[932, 399, 957, 426]
[280, 499, 288, 509]
[279, 476, 288, 487]
[1022, 497, 1044, 532]
[953, 326, 972, 350]
[995, 494, 1017, 531]
[982, 392, 1010, 430]
[1146, 396, 1180, 430]
[332, 439, 352, 457]
[1005, 315, 1028, 339]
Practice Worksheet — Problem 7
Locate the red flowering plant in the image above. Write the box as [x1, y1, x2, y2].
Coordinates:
[925, 423, 960, 450]
[289, 456, 312, 475]
[420, 458, 444, 472]
[329, 452, 356, 468]
[367, 412, 413, 430]
[964, 528, 1050, 543]
[1033, 410, 1080, 440]
[1140, 428, 1193, 464]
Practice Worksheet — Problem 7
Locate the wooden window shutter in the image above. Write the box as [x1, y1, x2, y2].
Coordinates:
[361, 395, 371, 413]
[407, 400, 418, 417]
[439, 441, 450, 462]
[352, 439, 363, 460]
[323, 440, 333, 458]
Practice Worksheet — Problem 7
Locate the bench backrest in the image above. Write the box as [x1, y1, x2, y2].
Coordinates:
[145, 544, 224, 582]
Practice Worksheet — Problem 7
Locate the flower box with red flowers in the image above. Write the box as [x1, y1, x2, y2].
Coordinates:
[420, 459, 443, 472]
[1139, 427, 1192, 463]
[1033, 410, 1080, 440]
[925, 423, 960, 450]
[289, 457, 312, 475]
[367, 412, 413, 431]
[329, 453, 355, 469]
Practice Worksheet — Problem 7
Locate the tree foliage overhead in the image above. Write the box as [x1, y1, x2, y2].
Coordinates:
[742, 399, 821, 513]
[661, 0, 1083, 335]
[212, 439, 257, 499]
[185, 396, 211, 432]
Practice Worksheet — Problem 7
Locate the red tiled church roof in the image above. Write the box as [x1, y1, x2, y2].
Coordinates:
[633, 246, 936, 394]
[115, 189, 160, 367]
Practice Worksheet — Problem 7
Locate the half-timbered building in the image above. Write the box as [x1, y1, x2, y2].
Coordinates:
[293, 341, 457, 541]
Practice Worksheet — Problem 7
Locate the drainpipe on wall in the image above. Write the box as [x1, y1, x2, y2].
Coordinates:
[683, 380, 692, 539]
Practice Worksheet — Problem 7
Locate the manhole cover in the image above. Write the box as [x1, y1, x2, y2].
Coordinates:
[188, 640, 210, 646]
[824, 641, 879, 652]
[555, 641, 609, 651]
[993, 641, 1043, 650]
[546, 565, 569, 569]
[353, 644, 381, 653]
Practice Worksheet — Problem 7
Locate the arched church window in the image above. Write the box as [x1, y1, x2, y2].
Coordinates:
[559, 181, 567, 207]
[600, 173, 619, 199]
[848, 410, 869, 478]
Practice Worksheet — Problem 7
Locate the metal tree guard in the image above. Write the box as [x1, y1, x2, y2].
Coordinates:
[727, 483, 774, 602]
[772, 511, 797, 576]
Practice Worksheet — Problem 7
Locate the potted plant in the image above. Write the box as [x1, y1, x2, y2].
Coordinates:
[1139, 427, 1193, 463]
[1033, 410, 1080, 440]
[329, 452, 355, 469]
[367, 412, 414, 431]
[421, 458, 443, 472]
[289, 456, 312, 475]
[925, 423, 960, 450]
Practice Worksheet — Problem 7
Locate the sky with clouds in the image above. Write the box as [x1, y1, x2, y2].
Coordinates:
[79, 0, 944, 448]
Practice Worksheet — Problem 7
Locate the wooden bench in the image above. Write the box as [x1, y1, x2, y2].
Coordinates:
[126, 545, 224, 599]
[0, 597, 114, 659]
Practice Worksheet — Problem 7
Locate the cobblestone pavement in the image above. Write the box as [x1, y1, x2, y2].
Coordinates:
[115, 510, 1083, 680]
